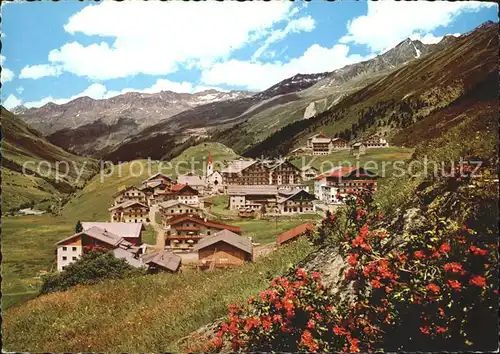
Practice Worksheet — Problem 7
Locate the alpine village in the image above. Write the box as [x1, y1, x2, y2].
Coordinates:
[1, 6, 498, 354]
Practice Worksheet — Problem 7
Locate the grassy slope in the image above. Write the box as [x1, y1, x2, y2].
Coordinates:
[1, 107, 99, 212]
[289, 147, 414, 189]
[3, 239, 312, 352]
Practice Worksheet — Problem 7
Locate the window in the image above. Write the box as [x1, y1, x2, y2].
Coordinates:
[62, 256, 67, 260]
[62, 266, 66, 270]
[207, 231, 211, 236]
[72, 256, 77, 261]
[72, 247, 77, 251]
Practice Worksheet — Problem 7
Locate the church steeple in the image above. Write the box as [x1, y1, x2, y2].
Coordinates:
[207, 152, 213, 176]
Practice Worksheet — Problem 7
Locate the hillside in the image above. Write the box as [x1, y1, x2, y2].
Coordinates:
[1, 107, 99, 213]
[244, 21, 498, 158]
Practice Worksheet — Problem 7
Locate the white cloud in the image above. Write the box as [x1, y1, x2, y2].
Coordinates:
[202, 43, 369, 91]
[16, 86, 24, 94]
[19, 64, 63, 79]
[340, 1, 497, 52]
[30, 1, 297, 80]
[410, 32, 461, 45]
[1, 55, 15, 83]
[3, 94, 22, 109]
[252, 15, 316, 60]
[1, 67, 15, 83]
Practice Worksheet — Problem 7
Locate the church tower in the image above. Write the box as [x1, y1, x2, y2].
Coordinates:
[207, 152, 213, 177]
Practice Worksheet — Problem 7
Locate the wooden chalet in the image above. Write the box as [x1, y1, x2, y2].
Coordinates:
[112, 186, 147, 206]
[108, 200, 150, 223]
[141, 250, 181, 273]
[350, 142, 367, 155]
[165, 215, 242, 249]
[142, 172, 174, 188]
[195, 229, 253, 270]
[277, 189, 316, 214]
[159, 184, 200, 206]
[331, 137, 349, 150]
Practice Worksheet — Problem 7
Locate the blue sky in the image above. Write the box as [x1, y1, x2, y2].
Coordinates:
[1, 1, 497, 109]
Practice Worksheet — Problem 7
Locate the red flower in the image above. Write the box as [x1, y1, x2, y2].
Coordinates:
[439, 243, 451, 254]
[307, 319, 316, 329]
[244, 317, 259, 331]
[348, 337, 360, 353]
[470, 245, 488, 256]
[435, 326, 448, 334]
[273, 314, 282, 323]
[333, 325, 349, 336]
[347, 253, 359, 266]
[443, 262, 463, 273]
[371, 279, 383, 289]
[275, 301, 283, 310]
[262, 318, 272, 331]
[420, 326, 431, 335]
[359, 223, 369, 239]
[312, 271, 321, 280]
[470, 275, 486, 288]
[296, 268, 307, 279]
[447, 279, 462, 291]
[300, 330, 314, 345]
[414, 250, 425, 259]
[426, 283, 440, 294]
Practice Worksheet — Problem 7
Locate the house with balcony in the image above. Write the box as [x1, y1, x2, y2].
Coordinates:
[314, 167, 378, 204]
[277, 189, 316, 214]
[112, 186, 147, 206]
[164, 215, 242, 249]
[108, 200, 150, 223]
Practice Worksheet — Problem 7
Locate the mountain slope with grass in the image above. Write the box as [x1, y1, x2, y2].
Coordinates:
[244, 21, 498, 158]
[1, 107, 99, 213]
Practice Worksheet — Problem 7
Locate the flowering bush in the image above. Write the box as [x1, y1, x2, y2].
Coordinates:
[209, 170, 498, 352]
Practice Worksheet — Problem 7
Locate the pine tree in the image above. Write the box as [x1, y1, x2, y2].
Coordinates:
[75, 220, 83, 233]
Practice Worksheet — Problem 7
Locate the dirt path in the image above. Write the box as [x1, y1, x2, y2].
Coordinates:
[148, 205, 165, 249]
[253, 243, 276, 259]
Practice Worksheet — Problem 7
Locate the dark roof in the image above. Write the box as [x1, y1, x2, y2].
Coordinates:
[142, 250, 181, 272]
[56, 226, 132, 248]
[276, 223, 314, 245]
[111, 186, 143, 198]
[108, 200, 149, 211]
[81, 222, 143, 239]
[194, 229, 252, 255]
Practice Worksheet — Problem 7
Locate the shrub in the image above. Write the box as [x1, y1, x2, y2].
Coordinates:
[40, 248, 146, 295]
[211, 165, 498, 352]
